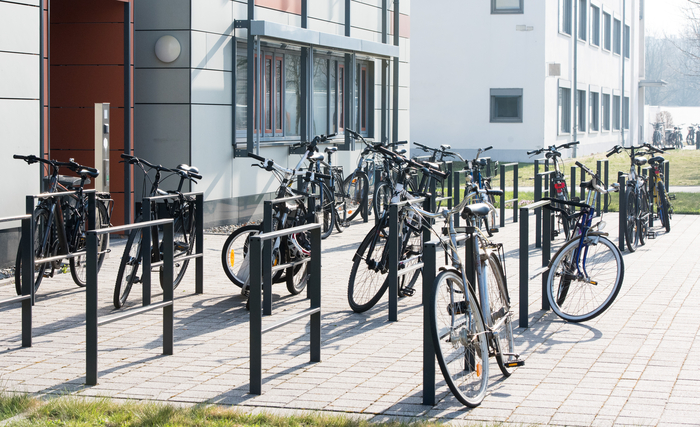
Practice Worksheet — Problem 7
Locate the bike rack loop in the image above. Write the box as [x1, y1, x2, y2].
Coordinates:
[387, 196, 431, 322]
[0, 205, 34, 347]
[248, 221, 322, 395]
[142, 192, 205, 302]
[617, 173, 628, 252]
[260, 194, 315, 315]
[597, 159, 610, 214]
[534, 170, 555, 248]
[499, 162, 519, 227]
[518, 199, 552, 328]
[86, 197, 174, 386]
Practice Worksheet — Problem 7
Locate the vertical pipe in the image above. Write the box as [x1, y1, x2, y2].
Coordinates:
[86, 232, 99, 385]
[124, 1, 132, 224]
[310, 226, 321, 362]
[22, 197, 34, 346]
[571, 166, 577, 200]
[263, 201, 273, 315]
[39, 0, 45, 191]
[534, 173, 542, 248]
[249, 236, 262, 395]
[374, 168, 382, 225]
[142, 198, 152, 306]
[513, 164, 519, 223]
[422, 242, 436, 406]
[162, 221, 174, 356]
[392, 0, 399, 143]
[519, 207, 529, 328]
[196, 193, 204, 294]
[664, 161, 669, 192]
[381, 0, 388, 143]
[596, 160, 603, 215]
[573, 0, 578, 154]
[604, 160, 610, 212]
[454, 170, 461, 228]
[542, 205, 551, 311]
[388, 204, 399, 321]
[621, 0, 626, 147]
[447, 162, 453, 210]
[500, 164, 505, 228]
[618, 174, 626, 251]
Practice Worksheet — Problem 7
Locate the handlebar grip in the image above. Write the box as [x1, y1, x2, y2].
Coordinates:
[486, 189, 504, 197]
[327, 133, 337, 138]
[247, 152, 266, 162]
[190, 172, 203, 180]
[605, 150, 615, 158]
[483, 146, 493, 151]
[526, 150, 537, 155]
[13, 155, 25, 160]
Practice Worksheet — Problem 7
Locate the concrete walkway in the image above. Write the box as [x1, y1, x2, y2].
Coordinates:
[0, 211, 698, 426]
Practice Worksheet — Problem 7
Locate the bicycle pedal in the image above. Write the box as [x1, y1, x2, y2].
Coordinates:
[174, 242, 190, 251]
[646, 231, 656, 239]
[489, 228, 499, 234]
[504, 359, 525, 368]
[399, 287, 415, 297]
[669, 194, 676, 200]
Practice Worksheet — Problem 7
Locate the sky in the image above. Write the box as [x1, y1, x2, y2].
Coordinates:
[646, 0, 690, 37]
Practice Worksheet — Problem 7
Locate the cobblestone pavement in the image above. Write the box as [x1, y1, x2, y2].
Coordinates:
[1, 211, 699, 427]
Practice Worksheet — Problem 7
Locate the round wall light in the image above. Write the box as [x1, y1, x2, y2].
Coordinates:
[155, 35, 181, 63]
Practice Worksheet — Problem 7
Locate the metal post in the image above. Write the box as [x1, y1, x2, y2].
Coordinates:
[454, 170, 462, 228]
[664, 161, 670, 192]
[534, 174, 542, 248]
[21, 205, 33, 347]
[648, 172, 654, 227]
[24, 196, 35, 307]
[86, 232, 99, 385]
[250, 236, 262, 395]
[142, 199, 152, 306]
[446, 162, 453, 210]
[310, 226, 321, 362]
[500, 164, 506, 228]
[374, 168, 382, 225]
[604, 161, 610, 212]
[513, 164, 519, 223]
[596, 161, 602, 216]
[422, 241, 436, 406]
[618, 174, 626, 251]
[542, 206, 551, 311]
[518, 207, 528, 328]
[263, 201, 273, 315]
[388, 204, 399, 321]
[571, 166, 577, 200]
[162, 221, 174, 355]
[196, 194, 204, 294]
[464, 230, 476, 294]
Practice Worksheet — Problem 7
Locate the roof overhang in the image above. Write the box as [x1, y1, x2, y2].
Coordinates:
[639, 79, 668, 88]
[239, 20, 400, 59]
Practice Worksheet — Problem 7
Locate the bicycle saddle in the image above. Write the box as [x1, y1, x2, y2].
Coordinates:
[460, 203, 491, 219]
[423, 161, 441, 170]
[633, 157, 647, 167]
[324, 146, 338, 154]
[396, 148, 407, 155]
[580, 180, 595, 191]
[476, 158, 488, 167]
[648, 156, 665, 166]
[177, 164, 200, 174]
[308, 153, 325, 162]
[79, 168, 100, 179]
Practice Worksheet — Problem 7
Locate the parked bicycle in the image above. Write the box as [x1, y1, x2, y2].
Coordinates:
[13, 155, 112, 295]
[114, 154, 201, 308]
[527, 141, 580, 239]
[466, 147, 499, 236]
[651, 122, 664, 148]
[544, 161, 623, 323]
[640, 144, 674, 232]
[687, 124, 696, 146]
[412, 142, 463, 208]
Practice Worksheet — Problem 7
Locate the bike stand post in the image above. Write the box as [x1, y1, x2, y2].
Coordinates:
[664, 161, 670, 192]
[375, 168, 383, 225]
[196, 193, 204, 294]
[453, 170, 462, 228]
[618, 174, 626, 252]
[534, 174, 542, 248]
[446, 162, 453, 210]
[570, 166, 577, 200]
[648, 173, 655, 228]
[262, 201, 274, 316]
[388, 203, 399, 322]
[542, 206, 552, 311]
[518, 206, 529, 328]
[422, 241, 437, 406]
[604, 160, 610, 213]
[142, 197, 153, 306]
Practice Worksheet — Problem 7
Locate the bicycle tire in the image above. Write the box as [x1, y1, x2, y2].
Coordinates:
[552, 179, 574, 239]
[285, 202, 310, 295]
[485, 253, 515, 377]
[398, 213, 423, 297]
[625, 187, 639, 252]
[546, 235, 624, 322]
[657, 182, 671, 232]
[638, 187, 650, 246]
[70, 201, 109, 287]
[343, 171, 369, 222]
[347, 222, 389, 313]
[373, 181, 391, 219]
[430, 269, 489, 407]
[221, 224, 263, 288]
[114, 228, 143, 308]
[160, 199, 196, 290]
[15, 208, 55, 295]
[307, 181, 334, 239]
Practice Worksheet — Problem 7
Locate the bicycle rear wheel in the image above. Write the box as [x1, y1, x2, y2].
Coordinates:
[70, 201, 109, 287]
[347, 222, 389, 312]
[343, 171, 369, 222]
[373, 181, 391, 219]
[625, 188, 639, 252]
[160, 200, 196, 290]
[15, 208, 55, 295]
[114, 228, 143, 308]
[657, 182, 671, 232]
[484, 253, 515, 377]
[430, 269, 489, 407]
[307, 181, 334, 239]
[221, 224, 263, 288]
[546, 235, 624, 322]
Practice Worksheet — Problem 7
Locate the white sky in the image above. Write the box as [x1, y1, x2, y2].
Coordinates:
[646, 0, 690, 36]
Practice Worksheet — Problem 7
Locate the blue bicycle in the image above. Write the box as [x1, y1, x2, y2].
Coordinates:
[543, 161, 623, 322]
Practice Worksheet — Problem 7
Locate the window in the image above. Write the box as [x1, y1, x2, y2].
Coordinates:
[589, 91, 599, 132]
[602, 93, 611, 131]
[578, 0, 587, 41]
[577, 89, 586, 132]
[559, 87, 571, 134]
[623, 24, 630, 58]
[613, 18, 621, 55]
[490, 89, 523, 123]
[492, 0, 523, 14]
[590, 5, 600, 46]
[603, 12, 611, 51]
[560, 0, 573, 35]
[623, 96, 630, 130]
[613, 94, 621, 130]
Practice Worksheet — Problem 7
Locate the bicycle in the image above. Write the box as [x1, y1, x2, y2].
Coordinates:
[114, 154, 201, 308]
[606, 144, 651, 252]
[687, 124, 696, 146]
[651, 122, 664, 148]
[465, 147, 500, 236]
[526, 141, 580, 239]
[544, 161, 623, 323]
[13, 155, 112, 294]
[339, 136, 379, 223]
[640, 144, 674, 232]
[399, 180, 520, 407]
[412, 142, 463, 208]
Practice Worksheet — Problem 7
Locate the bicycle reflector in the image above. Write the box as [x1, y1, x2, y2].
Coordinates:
[554, 182, 566, 190]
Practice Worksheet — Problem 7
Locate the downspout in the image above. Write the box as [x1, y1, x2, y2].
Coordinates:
[573, 0, 578, 157]
[621, 0, 626, 147]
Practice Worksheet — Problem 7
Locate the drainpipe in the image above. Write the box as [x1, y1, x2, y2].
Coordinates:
[573, 0, 578, 157]
[621, 0, 626, 147]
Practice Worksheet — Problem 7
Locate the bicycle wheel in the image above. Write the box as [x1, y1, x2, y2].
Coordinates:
[347, 222, 389, 313]
[546, 235, 624, 322]
[70, 201, 109, 287]
[484, 253, 515, 377]
[430, 269, 489, 407]
[625, 187, 639, 252]
[286, 257, 308, 295]
[307, 181, 334, 239]
[398, 213, 422, 297]
[657, 182, 671, 232]
[160, 200, 196, 290]
[373, 181, 391, 219]
[343, 171, 369, 222]
[285, 203, 310, 295]
[221, 224, 263, 288]
[114, 228, 143, 308]
[638, 187, 650, 246]
[15, 208, 55, 295]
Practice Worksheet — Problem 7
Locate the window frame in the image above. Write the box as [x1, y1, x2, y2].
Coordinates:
[613, 17, 621, 55]
[601, 92, 611, 131]
[603, 11, 611, 51]
[577, 89, 586, 133]
[491, 0, 524, 14]
[490, 88, 524, 123]
[560, 0, 573, 36]
[578, 0, 588, 41]
[589, 90, 599, 132]
[558, 81, 572, 135]
[612, 94, 621, 131]
[623, 96, 630, 130]
[623, 24, 631, 58]
[590, 4, 600, 47]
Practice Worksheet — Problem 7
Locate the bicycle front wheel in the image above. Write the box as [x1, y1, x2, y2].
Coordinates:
[546, 235, 624, 322]
[484, 253, 515, 377]
[347, 222, 389, 312]
[15, 208, 55, 295]
[343, 171, 369, 222]
[430, 269, 489, 407]
[657, 182, 671, 232]
[70, 201, 109, 287]
[373, 181, 391, 219]
[625, 188, 639, 252]
[114, 228, 143, 308]
[161, 201, 196, 290]
[221, 224, 262, 288]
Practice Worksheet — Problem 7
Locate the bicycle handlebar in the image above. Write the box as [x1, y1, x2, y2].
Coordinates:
[15, 154, 99, 175]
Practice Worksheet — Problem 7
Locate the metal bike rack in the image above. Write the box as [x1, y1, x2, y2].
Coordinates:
[452, 168, 470, 228]
[617, 173, 628, 252]
[248, 221, 322, 395]
[597, 159, 610, 214]
[259, 194, 316, 315]
[499, 162, 519, 227]
[518, 200, 553, 328]
[534, 170, 555, 248]
[86, 193, 174, 385]
[433, 161, 453, 209]
[142, 192, 205, 302]
[374, 167, 383, 225]
[570, 166, 589, 201]
[0, 204, 34, 347]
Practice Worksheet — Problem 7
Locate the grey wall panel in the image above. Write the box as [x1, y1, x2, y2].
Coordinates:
[133, 104, 190, 200]
[0, 52, 39, 99]
[191, 31, 233, 71]
[134, 69, 190, 104]
[134, 30, 191, 68]
[191, 104, 233, 201]
[0, 2, 39, 54]
[134, 0, 190, 31]
[191, 69, 232, 105]
[191, 0, 233, 35]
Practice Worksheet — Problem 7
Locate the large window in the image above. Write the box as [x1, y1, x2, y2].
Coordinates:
[490, 89, 523, 123]
[603, 11, 611, 51]
[560, 0, 573, 35]
[577, 89, 586, 132]
[602, 93, 611, 131]
[559, 86, 571, 134]
[589, 91, 599, 132]
[492, 0, 523, 14]
[613, 18, 621, 55]
[590, 5, 600, 47]
[623, 24, 630, 58]
[578, 0, 587, 41]
[623, 96, 630, 130]
[613, 94, 621, 130]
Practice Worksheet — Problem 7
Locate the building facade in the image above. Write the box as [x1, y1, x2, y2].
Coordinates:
[411, 0, 644, 162]
[0, 0, 411, 266]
